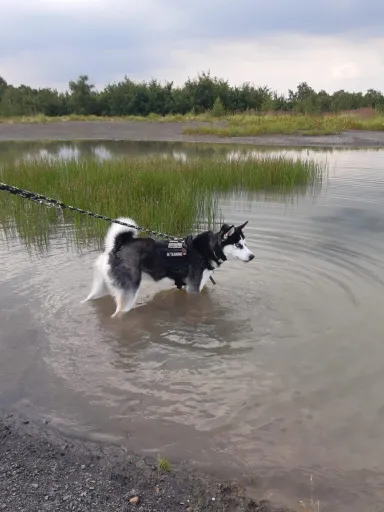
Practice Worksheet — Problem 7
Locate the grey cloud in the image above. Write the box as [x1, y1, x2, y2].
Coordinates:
[0, 6, 181, 86]
[2, 0, 384, 88]
[0, 10, 178, 55]
[169, 0, 384, 38]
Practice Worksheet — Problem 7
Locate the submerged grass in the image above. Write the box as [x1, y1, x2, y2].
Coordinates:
[0, 153, 323, 251]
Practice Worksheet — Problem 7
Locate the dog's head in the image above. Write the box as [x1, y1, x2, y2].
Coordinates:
[219, 221, 254, 262]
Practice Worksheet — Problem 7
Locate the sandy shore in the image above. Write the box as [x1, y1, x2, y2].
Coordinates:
[0, 411, 290, 512]
[1, 120, 384, 147]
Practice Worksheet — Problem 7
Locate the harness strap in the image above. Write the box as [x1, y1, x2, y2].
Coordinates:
[184, 234, 216, 286]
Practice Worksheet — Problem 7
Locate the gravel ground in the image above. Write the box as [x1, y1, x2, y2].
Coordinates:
[1, 120, 384, 147]
[0, 411, 291, 512]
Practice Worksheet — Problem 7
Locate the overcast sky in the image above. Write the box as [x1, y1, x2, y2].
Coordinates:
[2, 0, 384, 94]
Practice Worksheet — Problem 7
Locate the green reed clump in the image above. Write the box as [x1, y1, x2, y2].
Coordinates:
[0, 154, 323, 251]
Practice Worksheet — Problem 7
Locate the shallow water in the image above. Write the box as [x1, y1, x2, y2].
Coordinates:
[1, 141, 384, 511]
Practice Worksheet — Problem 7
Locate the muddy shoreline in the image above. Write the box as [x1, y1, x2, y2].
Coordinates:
[1, 120, 384, 147]
[0, 410, 291, 512]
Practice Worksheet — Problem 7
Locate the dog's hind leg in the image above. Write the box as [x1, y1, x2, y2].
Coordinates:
[81, 255, 109, 302]
[111, 285, 141, 318]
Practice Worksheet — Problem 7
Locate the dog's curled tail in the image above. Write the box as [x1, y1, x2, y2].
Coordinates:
[104, 217, 138, 254]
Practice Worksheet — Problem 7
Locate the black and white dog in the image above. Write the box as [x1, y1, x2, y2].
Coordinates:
[82, 217, 254, 317]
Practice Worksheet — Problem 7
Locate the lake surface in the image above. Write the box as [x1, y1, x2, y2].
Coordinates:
[1, 141, 384, 511]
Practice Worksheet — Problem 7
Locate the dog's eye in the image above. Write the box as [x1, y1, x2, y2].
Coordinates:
[235, 243, 242, 249]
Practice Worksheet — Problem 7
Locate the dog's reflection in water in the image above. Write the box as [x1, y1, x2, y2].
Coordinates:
[89, 282, 251, 356]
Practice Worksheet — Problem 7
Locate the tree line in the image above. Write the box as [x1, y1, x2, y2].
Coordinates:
[1, 72, 383, 118]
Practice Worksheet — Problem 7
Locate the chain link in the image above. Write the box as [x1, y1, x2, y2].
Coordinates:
[0, 182, 184, 241]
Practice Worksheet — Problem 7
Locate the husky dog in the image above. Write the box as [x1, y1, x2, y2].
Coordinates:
[82, 217, 254, 317]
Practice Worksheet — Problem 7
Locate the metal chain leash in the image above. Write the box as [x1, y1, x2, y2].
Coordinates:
[0, 182, 184, 241]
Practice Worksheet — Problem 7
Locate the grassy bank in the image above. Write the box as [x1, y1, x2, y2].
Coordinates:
[0, 154, 323, 250]
[0, 113, 214, 124]
[183, 113, 384, 137]
[2, 112, 384, 137]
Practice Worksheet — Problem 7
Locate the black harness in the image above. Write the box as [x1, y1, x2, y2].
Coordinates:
[154, 235, 216, 287]
[154, 237, 191, 275]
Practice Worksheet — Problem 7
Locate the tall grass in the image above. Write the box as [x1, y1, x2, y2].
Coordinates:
[0, 154, 323, 251]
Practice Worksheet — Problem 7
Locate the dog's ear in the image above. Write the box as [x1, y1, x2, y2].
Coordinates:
[236, 221, 248, 232]
[219, 223, 230, 234]
[221, 224, 235, 239]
